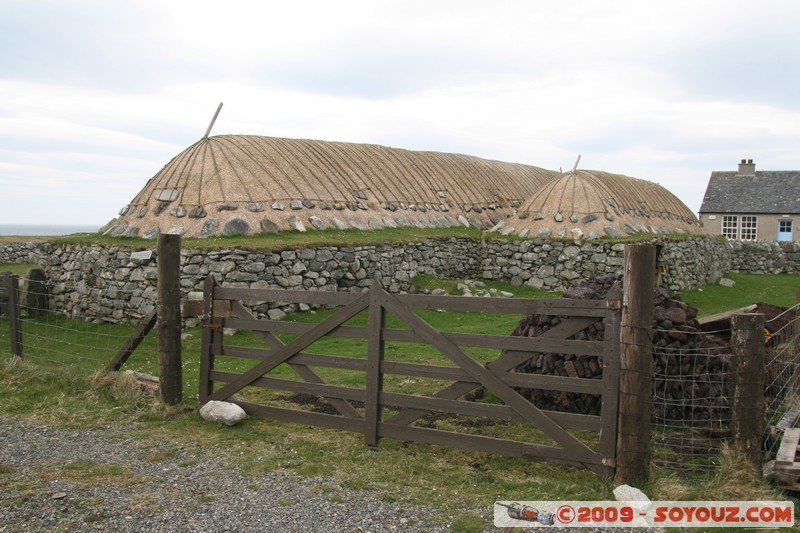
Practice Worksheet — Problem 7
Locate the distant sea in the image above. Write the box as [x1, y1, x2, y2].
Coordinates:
[0, 224, 100, 236]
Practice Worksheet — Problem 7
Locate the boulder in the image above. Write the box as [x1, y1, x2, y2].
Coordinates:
[309, 215, 326, 230]
[200, 218, 219, 237]
[200, 400, 248, 426]
[288, 216, 306, 232]
[260, 218, 280, 233]
[223, 218, 250, 237]
[613, 484, 651, 512]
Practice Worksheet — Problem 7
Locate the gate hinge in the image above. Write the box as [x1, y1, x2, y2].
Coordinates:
[202, 322, 221, 331]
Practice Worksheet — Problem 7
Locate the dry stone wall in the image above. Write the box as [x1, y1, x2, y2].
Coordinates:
[2, 235, 788, 324]
[10, 239, 480, 323]
[727, 240, 800, 274]
[0, 242, 47, 265]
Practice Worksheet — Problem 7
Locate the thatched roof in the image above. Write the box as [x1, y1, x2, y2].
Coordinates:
[103, 135, 559, 238]
[490, 169, 706, 239]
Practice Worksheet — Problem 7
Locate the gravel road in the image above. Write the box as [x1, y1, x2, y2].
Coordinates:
[0, 416, 666, 532]
[0, 416, 459, 532]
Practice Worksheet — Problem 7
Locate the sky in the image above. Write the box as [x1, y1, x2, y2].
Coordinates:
[1, 0, 799, 228]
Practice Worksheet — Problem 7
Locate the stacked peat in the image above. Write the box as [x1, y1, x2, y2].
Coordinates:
[509, 274, 731, 422]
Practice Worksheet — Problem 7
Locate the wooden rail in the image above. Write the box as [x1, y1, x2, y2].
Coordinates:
[199, 275, 623, 478]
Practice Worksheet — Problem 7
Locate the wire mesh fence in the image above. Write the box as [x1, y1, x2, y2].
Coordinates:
[764, 308, 800, 458]
[0, 275, 159, 374]
[651, 305, 800, 480]
[651, 334, 731, 478]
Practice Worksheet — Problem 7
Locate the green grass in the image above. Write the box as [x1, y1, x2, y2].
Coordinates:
[411, 273, 561, 299]
[0, 263, 38, 276]
[679, 272, 799, 316]
[49, 226, 485, 251]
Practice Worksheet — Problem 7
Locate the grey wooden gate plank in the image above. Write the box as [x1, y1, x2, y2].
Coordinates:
[378, 288, 600, 465]
[228, 301, 362, 419]
[207, 291, 370, 401]
[385, 315, 599, 427]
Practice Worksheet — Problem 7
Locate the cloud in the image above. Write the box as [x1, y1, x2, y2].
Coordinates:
[1, 0, 799, 225]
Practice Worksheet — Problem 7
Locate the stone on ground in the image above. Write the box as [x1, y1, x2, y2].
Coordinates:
[200, 400, 248, 426]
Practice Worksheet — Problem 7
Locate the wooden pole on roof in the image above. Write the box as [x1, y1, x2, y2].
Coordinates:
[571, 154, 581, 172]
[203, 102, 223, 139]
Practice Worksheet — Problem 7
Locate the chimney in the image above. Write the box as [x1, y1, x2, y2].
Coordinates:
[738, 158, 756, 175]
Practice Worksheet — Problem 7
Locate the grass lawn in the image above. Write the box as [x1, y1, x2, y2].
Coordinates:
[680, 272, 799, 316]
[0, 263, 39, 277]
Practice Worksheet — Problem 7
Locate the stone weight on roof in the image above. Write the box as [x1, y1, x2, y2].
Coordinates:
[104, 134, 558, 238]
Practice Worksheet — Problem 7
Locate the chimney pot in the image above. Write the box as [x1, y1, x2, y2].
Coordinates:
[737, 159, 756, 175]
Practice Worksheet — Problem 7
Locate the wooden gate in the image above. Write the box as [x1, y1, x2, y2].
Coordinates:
[199, 276, 622, 478]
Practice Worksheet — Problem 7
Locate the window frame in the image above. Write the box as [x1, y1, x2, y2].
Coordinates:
[721, 215, 738, 240]
[740, 215, 758, 241]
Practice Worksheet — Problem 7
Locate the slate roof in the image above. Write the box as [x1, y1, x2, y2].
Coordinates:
[699, 171, 800, 214]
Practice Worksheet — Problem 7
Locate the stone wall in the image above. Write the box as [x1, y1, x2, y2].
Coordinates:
[0, 242, 48, 265]
[476, 236, 732, 293]
[10, 239, 483, 323]
[727, 240, 800, 274]
[1, 235, 788, 324]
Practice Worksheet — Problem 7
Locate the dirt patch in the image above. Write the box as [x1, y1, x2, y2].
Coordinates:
[756, 302, 795, 331]
[281, 393, 355, 415]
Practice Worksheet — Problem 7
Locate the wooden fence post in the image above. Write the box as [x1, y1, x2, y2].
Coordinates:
[730, 312, 765, 467]
[157, 233, 182, 405]
[364, 282, 386, 446]
[615, 244, 655, 484]
[198, 275, 217, 404]
[8, 275, 23, 360]
[8, 276, 22, 359]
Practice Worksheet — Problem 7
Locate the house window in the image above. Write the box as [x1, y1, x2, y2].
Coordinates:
[740, 215, 758, 241]
[722, 216, 738, 240]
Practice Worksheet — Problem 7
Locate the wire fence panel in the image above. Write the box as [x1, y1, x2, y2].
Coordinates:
[765, 309, 800, 458]
[4, 267, 800, 483]
[651, 334, 731, 478]
[651, 305, 800, 480]
[0, 276, 158, 374]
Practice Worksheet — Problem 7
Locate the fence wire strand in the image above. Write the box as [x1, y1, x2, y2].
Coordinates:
[1, 277, 156, 372]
